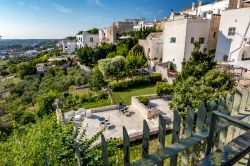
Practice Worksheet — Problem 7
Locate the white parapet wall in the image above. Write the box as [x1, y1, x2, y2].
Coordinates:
[90, 105, 118, 113]
[131, 95, 161, 119]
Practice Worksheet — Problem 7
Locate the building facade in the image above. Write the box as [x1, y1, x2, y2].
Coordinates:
[61, 39, 77, 54]
[99, 20, 136, 43]
[76, 32, 99, 49]
[139, 32, 163, 63]
[162, 16, 211, 72]
[215, 6, 250, 62]
[181, 0, 229, 19]
[133, 20, 154, 31]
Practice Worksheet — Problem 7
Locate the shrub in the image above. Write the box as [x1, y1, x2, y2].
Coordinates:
[156, 82, 173, 96]
[137, 96, 149, 105]
[111, 74, 162, 91]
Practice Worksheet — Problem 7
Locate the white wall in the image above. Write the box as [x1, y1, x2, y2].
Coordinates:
[215, 8, 250, 62]
[62, 40, 77, 53]
[133, 21, 154, 31]
[184, 19, 211, 60]
[198, 0, 229, 19]
[146, 34, 163, 61]
[162, 18, 210, 72]
[76, 32, 99, 49]
[162, 19, 187, 72]
[183, 0, 229, 19]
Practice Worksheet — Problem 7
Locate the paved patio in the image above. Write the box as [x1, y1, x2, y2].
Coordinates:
[76, 98, 173, 140]
[82, 108, 155, 139]
[149, 98, 173, 117]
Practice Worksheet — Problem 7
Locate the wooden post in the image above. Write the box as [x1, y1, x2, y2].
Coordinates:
[101, 134, 108, 166]
[218, 96, 229, 148]
[157, 114, 166, 166]
[206, 100, 217, 130]
[75, 144, 82, 166]
[191, 102, 206, 165]
[225, 94, 235, 144]
[170, 110, 181, 166]
[247, 154, 250, 166]
[123, 126, 130, 166]
[239, 88, 249, 114]
[205, 111, 217, 156]
[226, 94, 234, 114]
[181, 106, 194, 166]
[44, 151, 48, 166]
[142, 120, 150, 159]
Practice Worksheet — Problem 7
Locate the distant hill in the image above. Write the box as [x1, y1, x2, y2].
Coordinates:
[0, 39, 58, 50]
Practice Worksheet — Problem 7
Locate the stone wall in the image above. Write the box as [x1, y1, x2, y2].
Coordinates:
[90, 105, 118, 113]
[155, 63, 169, 82]
[208, 14, 221, 49]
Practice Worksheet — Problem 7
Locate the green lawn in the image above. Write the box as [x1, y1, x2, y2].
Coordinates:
[112, 85, 156, 105]
[82, 98, 111, 109]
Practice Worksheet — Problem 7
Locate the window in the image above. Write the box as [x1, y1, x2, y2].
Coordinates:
[90, 37, 93, 43]
[228, 27, 236, 36]
[191, 37, 194, 43]
[213, 31, 217, 38]
[199, 37, 205, 44]
[170, 37, 176, 43]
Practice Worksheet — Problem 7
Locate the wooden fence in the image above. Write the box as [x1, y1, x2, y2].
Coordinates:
[100, 93, 250, 166]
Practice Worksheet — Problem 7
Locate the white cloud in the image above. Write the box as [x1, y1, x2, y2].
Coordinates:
[53, 3, 72, 13]
[88, 0, 104, 7]
[29, 4, 40, 10]
[17, 1, 24, 7]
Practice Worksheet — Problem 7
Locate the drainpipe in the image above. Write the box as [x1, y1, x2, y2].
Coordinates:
[229, 21, 250, 61]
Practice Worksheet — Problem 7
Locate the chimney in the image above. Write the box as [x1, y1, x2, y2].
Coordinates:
[229, 0, 242, 9]
[237, 0, 242, 8]
[192, 2, 195, 10]
[170, 9, 175, 21]
[198, 0, 202, 6]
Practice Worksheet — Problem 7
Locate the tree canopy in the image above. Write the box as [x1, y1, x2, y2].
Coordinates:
[170, 43, 235, 117]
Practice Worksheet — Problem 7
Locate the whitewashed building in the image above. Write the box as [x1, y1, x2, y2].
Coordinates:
[36, 63, 47, 73]
[134, 20, 154, 31]
[61, 39, 77, 54]
[76, 32, 99, 49]
[181, 0, 229, 19]
[139, 32, 163, 68]
[215, 4, 250, 64]
[162, 15, 211, 72]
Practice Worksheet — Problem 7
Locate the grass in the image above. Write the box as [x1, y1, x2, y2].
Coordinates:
[112, 85, 156, 105]
[130, 132, 172, 163]
[82, 98, 111, 109]
[0, 61, 7, 66]
[69, 88, 95, 96]
[0, 76, 20, 89]
[109, 132, 172, 165]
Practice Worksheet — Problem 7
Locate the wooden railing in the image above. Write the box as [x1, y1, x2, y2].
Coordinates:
[101, 93, 250, 166]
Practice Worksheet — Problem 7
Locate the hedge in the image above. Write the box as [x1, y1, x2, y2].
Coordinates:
[155, 81, 173, 96]
[111, 74, 162, 91]
[137, 96, 149, 105]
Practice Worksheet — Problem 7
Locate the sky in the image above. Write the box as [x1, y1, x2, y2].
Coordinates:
[0, 0, 213, 39]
